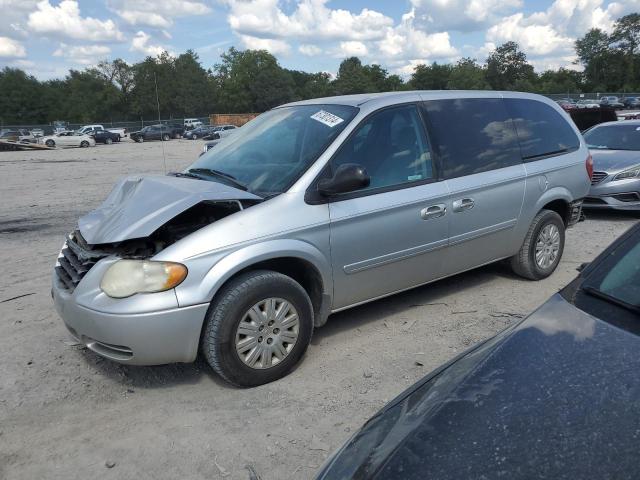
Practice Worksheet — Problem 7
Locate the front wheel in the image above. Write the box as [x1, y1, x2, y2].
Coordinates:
[510, 209, 565, 280]
[136, 137, 144, 143]
[45, 139, 55, 147]
[201, 270, 314, 387]
[162, 134, 170, 141]
[191, 133, 197, 140]
[80, 140, 90, 148]
[105, 137, 113, 145]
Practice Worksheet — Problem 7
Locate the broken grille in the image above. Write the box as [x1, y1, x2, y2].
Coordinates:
[55, 231, 107, 292]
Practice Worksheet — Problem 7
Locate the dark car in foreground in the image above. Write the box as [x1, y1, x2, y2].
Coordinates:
[317, 223, 640, 480]
[92, 130, 120, 144]
[583, 120, 640, 210]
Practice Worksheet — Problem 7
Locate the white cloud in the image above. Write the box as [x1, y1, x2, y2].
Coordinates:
[108, 0, 211, 29]
[131, 31, 167, 56]
[0, 36, 26, 58]
[226, 0, 394, 41]
[337, 41, 368, 57]
[239, 35, 291, 55]
[409, 0, 523, 32]
[0, 0, 38, 38]
[480, 0, 640, 70]
[53, 43, 111, 65]
[27, 0, 124, 42]
[299, 44, 322, 56]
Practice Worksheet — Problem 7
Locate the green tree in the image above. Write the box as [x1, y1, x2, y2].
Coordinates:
[333, 57, 376, 94]
[486, 41, 536, 90]
[0, 68, 49, 124]
[447, 58, 488, 89]
[410, 62, 452, 89]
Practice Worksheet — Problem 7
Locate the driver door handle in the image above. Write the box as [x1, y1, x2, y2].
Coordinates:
[452, 198, 475, 213]
[421, 204, 447, 220]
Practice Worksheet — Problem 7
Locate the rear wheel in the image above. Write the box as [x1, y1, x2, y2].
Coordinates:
[162, 133, 170, 141]
[80, 140, 90, 148]
[191, 133, 197, 140]
[105, 137, 113, 145]
[201, 270, 314, 387]
[510, 209, 565, 280]
[45, 139, 55, 147]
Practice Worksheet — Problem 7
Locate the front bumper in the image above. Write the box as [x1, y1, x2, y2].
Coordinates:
[52, 265, 208, 365]
[585, 176, 640, 211]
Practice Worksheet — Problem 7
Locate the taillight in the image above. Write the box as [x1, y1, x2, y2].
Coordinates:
[586, 154, 593, 180]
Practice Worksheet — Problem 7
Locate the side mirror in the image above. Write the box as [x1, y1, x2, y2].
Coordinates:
[317, 163, 370, 196]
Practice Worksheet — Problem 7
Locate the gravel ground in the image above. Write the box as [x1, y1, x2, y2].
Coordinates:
[0, 139, 637, 480]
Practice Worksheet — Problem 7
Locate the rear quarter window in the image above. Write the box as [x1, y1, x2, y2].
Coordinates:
[423, 98, 521, 179]
[505, 98, 580, 160]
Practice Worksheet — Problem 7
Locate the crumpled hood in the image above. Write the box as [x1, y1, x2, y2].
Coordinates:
[590, 149, 640, 174]
[78, 175, 261, 244]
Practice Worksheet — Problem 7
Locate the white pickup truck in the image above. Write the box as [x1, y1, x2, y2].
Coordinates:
[76, 124, 128, 139]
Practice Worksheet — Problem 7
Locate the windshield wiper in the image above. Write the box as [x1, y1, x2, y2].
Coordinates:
[187, 168, 248, 191]
[168, 171, 203, 180]
[583, 285, 640, 314]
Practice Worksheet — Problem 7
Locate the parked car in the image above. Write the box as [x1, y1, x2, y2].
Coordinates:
[129, 124, 174, 142]
[52, 91, 590, 387]
[92, 130, 121, 145]
[165, 123, 184, 139]
[39, 131, 95, 148]
[30, 128, 45, 137]
[583, 120, 640, 210]
[316, 222, 640, 480]
[0, 129, 34, 142]
[555, 99, 576, 110]
[599, 96, 624, 109]
[576, 99, 601, 108]
[622, 96, 640, 109]
[77, 124, 127, 139]
[183, 125, 217, 140]
[203, 125, 238, 140]
[184, 118, 203, 130]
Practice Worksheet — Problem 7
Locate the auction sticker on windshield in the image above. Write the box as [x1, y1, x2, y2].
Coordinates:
[311, 110, 344, 128]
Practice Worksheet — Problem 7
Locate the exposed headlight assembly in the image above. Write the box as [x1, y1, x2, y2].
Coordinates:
[613, 165, 640, 181]
[100, 260, 187, 298]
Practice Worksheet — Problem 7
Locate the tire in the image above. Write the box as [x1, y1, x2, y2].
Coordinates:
[510, 209, 565, 280]
[174, 132, 181, 139]
[45, 139, 55, 147]
[136, 137, 144, 143]
[80, 140, 90, 148]
[162, 134, 170, 141]
[192, 133, 198, 140]
[201, 270, 314, 387]
[105, 137, 113, 145]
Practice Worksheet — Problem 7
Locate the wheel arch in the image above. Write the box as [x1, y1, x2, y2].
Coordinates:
[179, 239, 333, 327]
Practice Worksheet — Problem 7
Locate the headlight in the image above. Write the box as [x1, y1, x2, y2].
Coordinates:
[100, 260, 187, 298]
[613, 165, 640, 181]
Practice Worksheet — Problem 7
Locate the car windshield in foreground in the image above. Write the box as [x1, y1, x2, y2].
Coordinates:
[583, 238, 640, 313]
[584, 124, 640, 150]
[187, 104, 358, 196]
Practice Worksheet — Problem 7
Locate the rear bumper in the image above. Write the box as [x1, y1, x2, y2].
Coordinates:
[52, 275, 208, 365]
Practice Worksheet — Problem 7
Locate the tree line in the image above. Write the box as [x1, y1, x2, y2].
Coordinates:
[1, 13, 638, 125]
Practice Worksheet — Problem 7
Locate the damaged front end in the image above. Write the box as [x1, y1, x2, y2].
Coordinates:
[55, 175, 262, 293]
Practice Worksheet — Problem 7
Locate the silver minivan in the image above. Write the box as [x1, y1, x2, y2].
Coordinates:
[52, 91, 591, 386]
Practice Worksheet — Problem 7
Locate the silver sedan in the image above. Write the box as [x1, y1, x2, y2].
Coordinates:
[584, 121, 640, 211]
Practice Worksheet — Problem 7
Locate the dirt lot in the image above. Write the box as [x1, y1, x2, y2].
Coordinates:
[0, 139, 637, 480]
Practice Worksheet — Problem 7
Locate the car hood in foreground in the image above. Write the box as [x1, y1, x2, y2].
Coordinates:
[78, 175, 261, 244]
[318, 294, 640, 480]
[590, 149, 640, 173]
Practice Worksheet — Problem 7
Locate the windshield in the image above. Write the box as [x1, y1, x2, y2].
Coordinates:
[187, 104, 358, 196]
[584, 124, 640, 150]
[584, 240, 640, 311]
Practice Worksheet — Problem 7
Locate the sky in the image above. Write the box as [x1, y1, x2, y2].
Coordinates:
[0, 0, 638, 80]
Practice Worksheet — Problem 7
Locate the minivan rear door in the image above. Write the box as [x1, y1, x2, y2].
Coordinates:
[422, 97, 526, 274]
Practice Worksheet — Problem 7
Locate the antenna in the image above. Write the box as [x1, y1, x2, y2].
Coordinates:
[154, 72, 168, 174]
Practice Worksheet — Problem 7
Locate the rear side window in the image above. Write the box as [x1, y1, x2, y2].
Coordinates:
[424, 98, 521, 179]
[505, 98, 580, 160]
